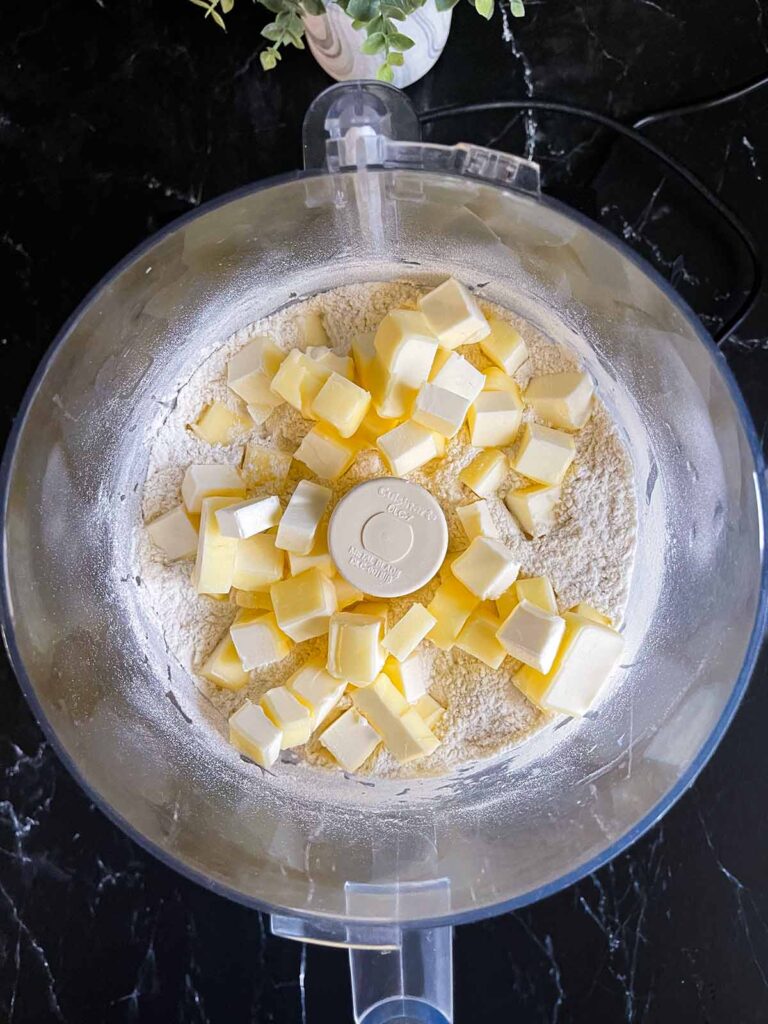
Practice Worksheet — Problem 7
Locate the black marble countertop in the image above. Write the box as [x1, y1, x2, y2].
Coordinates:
[2, 1, 767, 1021]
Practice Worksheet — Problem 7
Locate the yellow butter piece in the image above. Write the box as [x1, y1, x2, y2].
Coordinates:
[299, 311, 330, 348]
[456, 604, 506, 669]
[232, 533, 285, 592]
[570, 602, 612, 626]
[451, 536, 520, 600]
[511, 423, 576, 485]
[319, 707, 381, 772]
[354, 406, 401, 449]
[431, 351, 485, 402]
[229, 700, 282, 767]
[426, 576, 480, 650]
[147, 505, 199, 561]
[467, 389, 523, 447]
[504, 483, 561, 537]
[351, 331, 376, 389]
[311, 372, 371, 438]
[193, 497, 239, 595]
[418, 277, 490, 349]
[234, 589, 273, 610]
[327, 611, 386, 685]
[276, 479, 332, 555]
[190, 401, 252, 446]
[227, 337, 285, 408]
[261, 685, 314, 748]
[270, 349, 329, 415]
[459, 448, 508, 497]
[383, 653, 428, 703]
[377, 420, 442, 476]
[333, 576, 365, 610]
[230, 610, 292, 670]
[200, 633, 249, 691]
[414, 693, 445, 729]
[271, 567, 338, 642]
[373, 309, 438, 387]
[181, 464, 245, 514]
[456, 498, 498, 541]
[483, 367, 520, 394]
[525, 370, 594, 431]
[293, 425, 357, 481]
[479, 318, 529, 375]
[497, 598, 566, 673]
[367, 354, 417, 419]
[288, 529, 336, 578]
[241, 444, 292, 490]
[351, 601, 389, 625]
[305, 345, 355, 380]
[497, 575, 557, 619]
[514, 612, 624, 716]
[287, 661, 346, 728]
[382, 604, 436, 662]
[352, 673, 439, 764]
[412, 383, 471, 438]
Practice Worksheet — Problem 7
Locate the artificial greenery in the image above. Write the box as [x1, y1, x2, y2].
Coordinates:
[189, 0, 524, 79]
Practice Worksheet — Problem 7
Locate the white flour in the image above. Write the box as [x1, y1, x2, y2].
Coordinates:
[137, 281, 637, 779]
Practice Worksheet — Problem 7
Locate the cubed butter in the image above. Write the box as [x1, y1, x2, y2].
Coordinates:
[497, 598, 565, 673]
[293, 425, 357, 481]
[147, 505, 198, 561]
[431, 351, 485, 402]
[459, 449, 508, 497]
[351, 601, 388, 625]
[287, 661, 346, 728]
[261, 686, 314, 748]
[412, 383, 470, 438]
[288, 529, 335, 578]
[513, 612, 624, 715]
[483, 367, 520, 394]
[456, 499, 499, 541]
[479, 318, 529, 375]
[182, 464, 245, 514]
[276, 480, 331, 555]
[525, 370, 594, 431]
[215, 495, 282, 539]
[246, 403, 274, 426]
[418, 277, 490, 349]
[367, 354, 416, 419]
[193, 497, 240, 595]
[319, 708, 380, 772]
[200, 633, 249, 690]
[299, 311, 329, 348]
[426, 576, 480, 650]
[189, 401, 252, 446]
[270, 349, 329, 415]
[270, 568, 338, 641]
[382, 604, 436, 662]
[352, 674, 439, 764]
[468, 390, 523, 447]
[327, 612, 385, 685]
[504, 483, 561, 537]
[229, 700, 282, 768]
[377, 420, 442, 476]
[511, 423, 576, 485]
[230, 611, 292, 670]
[234, 589, 273, 610]
[351, 332, 376, 389]
[414, 693, 445, 729]
[227, 336, 285, 407]
[451, 536, 520, 600]
[384, 653, 428, 703]
[242, 445, 292, 489]
[232, 533, 285, 592]
[456, 604, 506, 669]
[311, 372, 371, 438]
[497, 575, 558, 619]
[570, 602, 612, 626]
[354, 406, 401, 449]
[333, 575, 365, 610]
[305, 345, 355, 380]
[373, 310, 438, 387]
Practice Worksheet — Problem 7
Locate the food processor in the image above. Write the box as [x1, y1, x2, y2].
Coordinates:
[1, 80, 765, 1023]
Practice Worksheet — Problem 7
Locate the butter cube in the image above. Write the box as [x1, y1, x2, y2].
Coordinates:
[299, 311, 329, 347]
[200, 633, 249, 690]
[354, 406, 401, 449]
[382, 604, 436, 661]
[374, 310, 438, 387]
[245, 404, 275, 426]
[431, 351, 485, 402]
[426, 576, 480, 650]
[287, 661, 346, 728]
[215, 495, 282, 539]
[182, 464, 245, 514]
[414, 693, 445, 729]
[190, 401, 252, 446]
[514, 612, 624, 715]
[230, 611, 292, 670]
[276, 480, 331, 555]
[479, 318, 528, 375]
[483, 367, 520, 394]
[261, 686, 314, 748]
[412, 383, 470, 438]
[305, 345, 355, 380]
[271, 567, 338, 641]
[319, 708, 380, 771]
[456, 499, 498, 541]
[418, 277, 490, 349]
[451, 536, 520, 600]
[351, 332, 376, 389]
[367, 355, 416, 419]
[234, 589, 273, 610]
[377, 420, 442, 476]
[511, 423, 576, 485]
[327, 612, 385, 685]
[497, 598, 565, 673]
[468, 390, 523, 447]
[242, 445, 292, 489]
[456, 604, 506, 669]
[384, 653, 428, 702]
[459, 449, 507, 497]
[333, 576, 365, 610]
[504, 483, 561, 537]
[497, 575, 557, 619]
[570, 603, 612, 626]
[193, 497, 239, 595]
[147, 505, 198, 561]
[351, 601, 389, 625]
[232, 533, 285, 592]
[311, 372, 371, 438]
[353, 674, 439, 763]
[229, 700, 282, 768]
[288, 530, 336, 578]
[293, 425, 357, 481]
[271, 349, 330, 416]
[525, 370, 594, 431]
[227, 337, 285, 407]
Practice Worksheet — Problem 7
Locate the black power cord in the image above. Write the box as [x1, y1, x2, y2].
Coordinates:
[418, 75, 768, 347]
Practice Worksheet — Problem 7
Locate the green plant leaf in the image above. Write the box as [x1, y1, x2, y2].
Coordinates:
[261, 21, 284, 40]
[475, 0, 493, 17]
[260, 48, 279, 69]
[434, 0, 460, 10]
[303, 0, 326, 12]
[510, 0, 524, 14]
[387, 50, 404, 64]
[388, 31, 415, 49]
[209, 6, 227, 28]
[220, 0, 235, 12]
[376, 62, 395, 82]
[361, 31, 386, 52]
[351, 17, 367, 26]
[347, 0, 378, 20]
[258, 0, 287, 12]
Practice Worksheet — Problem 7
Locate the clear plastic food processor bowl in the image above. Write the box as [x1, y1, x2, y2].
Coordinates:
[2, 83, 765, 1023]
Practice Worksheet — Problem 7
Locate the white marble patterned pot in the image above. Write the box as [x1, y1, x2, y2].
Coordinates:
[303, 1, 452, 88]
